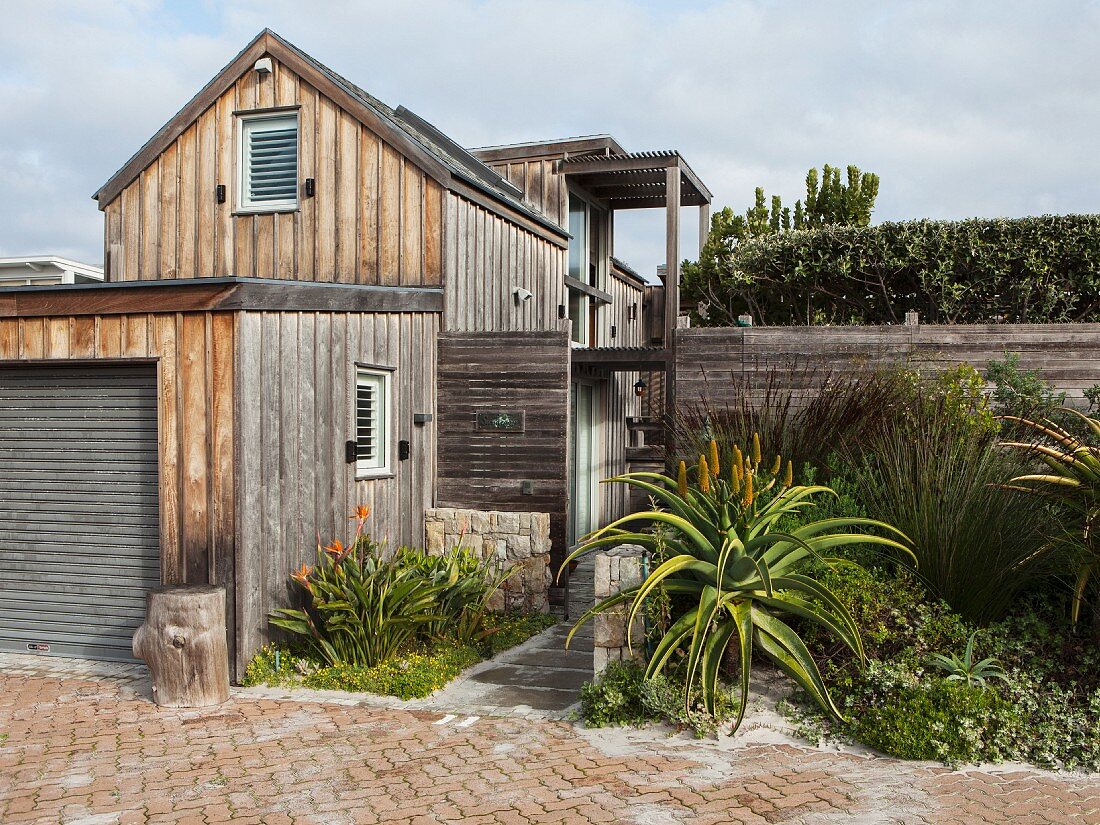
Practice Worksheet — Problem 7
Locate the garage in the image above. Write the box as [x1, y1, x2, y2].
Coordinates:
[0, 363, 159, 662]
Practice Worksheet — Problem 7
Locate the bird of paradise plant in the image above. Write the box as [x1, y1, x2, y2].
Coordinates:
[1001, 410, 1100, 626]
[561, 437, 914, 734]
[270, 506, 444, 667]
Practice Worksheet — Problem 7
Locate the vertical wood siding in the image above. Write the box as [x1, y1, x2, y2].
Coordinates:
[442, 192, 568, 333]
[234, 310, 438, 676]
[102, 55, 443, 286]
[487, 157, 567, 229]
[0, 312, 237, 667]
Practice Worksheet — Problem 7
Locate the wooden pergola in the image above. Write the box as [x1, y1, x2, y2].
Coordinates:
[556, 151, 713, 341]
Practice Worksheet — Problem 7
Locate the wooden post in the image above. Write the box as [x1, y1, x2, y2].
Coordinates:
[133, 585, 230, 707]
[699, 202, 710, 257]
[665, 164, 681, 343]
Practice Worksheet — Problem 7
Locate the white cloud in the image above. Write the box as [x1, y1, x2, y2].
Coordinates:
[1, 0, 1097, 274]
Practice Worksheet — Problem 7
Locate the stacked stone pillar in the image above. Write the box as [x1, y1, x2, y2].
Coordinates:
[592, 544, 647, 674]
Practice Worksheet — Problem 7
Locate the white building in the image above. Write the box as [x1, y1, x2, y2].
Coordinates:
[0, 256, 104, 287]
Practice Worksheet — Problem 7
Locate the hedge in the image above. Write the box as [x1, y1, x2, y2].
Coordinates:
[682, 214, 1100, 326]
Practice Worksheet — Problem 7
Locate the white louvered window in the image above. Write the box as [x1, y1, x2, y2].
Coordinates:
[356, 368, 391, 477]
[239, 114, 298, 211]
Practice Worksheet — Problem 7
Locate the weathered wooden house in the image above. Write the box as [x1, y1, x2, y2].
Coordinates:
[0, 30, 711, 678]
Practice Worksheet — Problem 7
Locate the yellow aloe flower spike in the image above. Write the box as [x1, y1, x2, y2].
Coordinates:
[731, 458, 742, 493]
[733, 444, 744, 472]
[783, 459, 794, 488]
[699, 455, 711, 493]
[708, 440, 721, 477]
[742, 471, 754, 507]
[752, 432, 762, 466]
[770, 454, 782, 475]
[677, 460, 688, 497]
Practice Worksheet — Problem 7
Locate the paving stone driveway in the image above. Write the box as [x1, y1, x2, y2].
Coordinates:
[1, 664, 1098, 824]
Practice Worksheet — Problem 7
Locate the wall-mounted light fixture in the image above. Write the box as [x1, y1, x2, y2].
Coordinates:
[513, 286, 533, 305]
[610, 325, 617, 339]
[629, 303, 638, 321]
[634, 379, 647, 397]
[254, 57, 273, 75]
[215, 184, 226, 204]
[304, 178, 316, 197]
[558, 304, 567, 319]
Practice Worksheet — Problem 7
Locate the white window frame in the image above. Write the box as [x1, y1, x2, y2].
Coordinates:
[355, 365, 393, 479]
[237, 112, 299, 213]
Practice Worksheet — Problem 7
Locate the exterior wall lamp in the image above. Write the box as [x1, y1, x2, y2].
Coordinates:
[633, 379, 647, 397]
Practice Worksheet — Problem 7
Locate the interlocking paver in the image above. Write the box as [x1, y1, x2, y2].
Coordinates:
[1, 662, 1099, 824]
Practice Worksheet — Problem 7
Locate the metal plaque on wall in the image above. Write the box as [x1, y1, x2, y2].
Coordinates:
[475, 410, 525, 433]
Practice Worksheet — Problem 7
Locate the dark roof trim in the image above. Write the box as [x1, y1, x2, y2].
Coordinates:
[395, 106, 523, 199]
[610, 257, 647, 288]
[471, 135, 627, 164]
[0, 277, 443, 318]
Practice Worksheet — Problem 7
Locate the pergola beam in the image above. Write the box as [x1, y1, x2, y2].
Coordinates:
[606, 194, 709, 210]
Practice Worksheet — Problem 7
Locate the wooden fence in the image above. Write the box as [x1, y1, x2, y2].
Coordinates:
[676, 324, 1100, 409]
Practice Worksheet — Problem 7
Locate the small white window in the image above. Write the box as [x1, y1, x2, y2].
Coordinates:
[355, 367, 392, 477]
[239, 114, 298, 212]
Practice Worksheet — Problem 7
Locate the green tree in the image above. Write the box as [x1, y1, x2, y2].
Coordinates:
[684, 164, 880, 326]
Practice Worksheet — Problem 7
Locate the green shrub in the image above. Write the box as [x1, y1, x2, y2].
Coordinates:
[481, 611, 558, 655]
[845, 397, 1059, 624]
[839, 663, 1013, 764]
[682, 213, 1100, 326]
[579, 660, 741, 737]
[395, 545, 518, 644]
[580, 660, 650, 728]
[302, 642, 481, 699]
[789, 560, 1100, 770]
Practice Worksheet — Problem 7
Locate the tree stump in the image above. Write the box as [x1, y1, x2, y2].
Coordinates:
[133, 585, 230, 708]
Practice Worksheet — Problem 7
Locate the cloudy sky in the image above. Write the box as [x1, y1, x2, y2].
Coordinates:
[1, 0, 1097, 276]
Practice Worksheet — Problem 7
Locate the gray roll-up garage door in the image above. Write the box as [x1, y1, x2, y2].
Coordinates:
[0, 363, 159, 661]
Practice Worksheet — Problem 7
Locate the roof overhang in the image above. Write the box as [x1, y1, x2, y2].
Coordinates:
[0, 277, 443, 318]
[557, 151, 712, 210]
[471, 135, 626, 164]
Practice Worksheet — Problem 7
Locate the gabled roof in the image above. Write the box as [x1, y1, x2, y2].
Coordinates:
[93, 30, 565, 239]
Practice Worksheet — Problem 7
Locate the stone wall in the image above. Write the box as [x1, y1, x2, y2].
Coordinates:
[593, 545, 646, 674]
[424, 508, 552, 613]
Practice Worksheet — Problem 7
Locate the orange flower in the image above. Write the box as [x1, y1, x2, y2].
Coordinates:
[350, 504, 371, 524]
[290, 563, 313, 589]
[324, 539, 346, 558]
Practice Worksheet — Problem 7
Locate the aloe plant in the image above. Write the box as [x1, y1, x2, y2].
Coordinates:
[562, 438, 913, 733]
[927, 632, 1008, 687]
[1002, 410, 1100, 625]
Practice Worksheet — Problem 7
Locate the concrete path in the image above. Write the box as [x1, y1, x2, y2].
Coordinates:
[425, 557, 596, 715]
[2, 661, 1098, 824]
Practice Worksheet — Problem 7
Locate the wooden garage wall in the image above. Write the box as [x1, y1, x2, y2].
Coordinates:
[235, 310, 438, 673]
[442, 192, 568, 333]
[102, 54, 443, 286]
[436, 331, 570, 567]
[0, 311, 236, 656]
